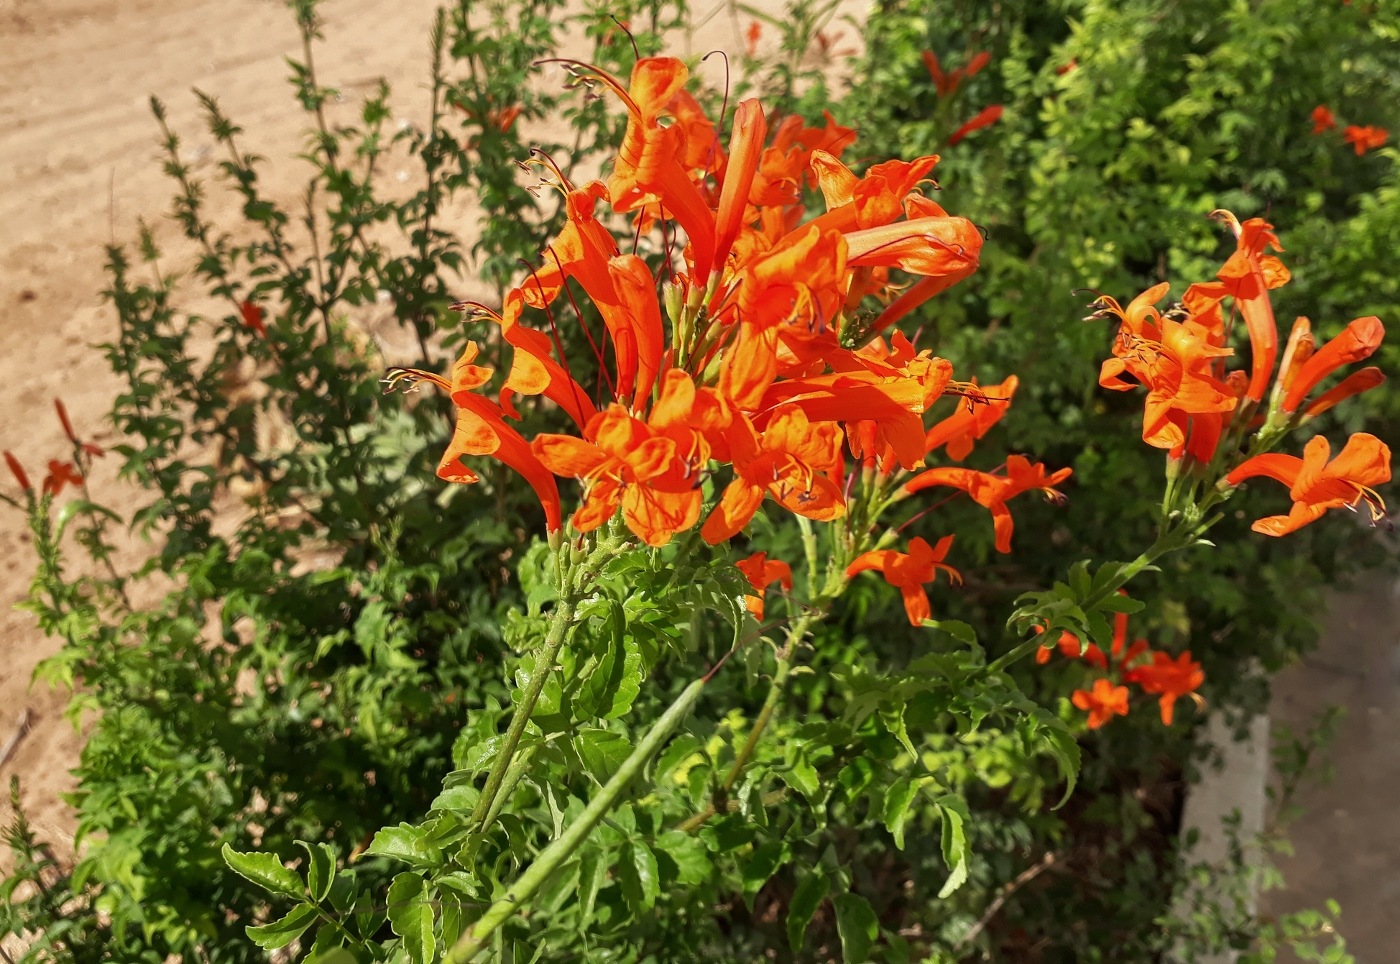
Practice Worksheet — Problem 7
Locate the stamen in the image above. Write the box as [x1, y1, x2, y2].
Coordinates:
[518, 258, 593, 423]
[544, 246, 617, 401]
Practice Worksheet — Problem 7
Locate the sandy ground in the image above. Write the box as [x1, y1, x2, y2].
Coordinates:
[0, 0, 475, 857]
[1, 1, 1394, 960]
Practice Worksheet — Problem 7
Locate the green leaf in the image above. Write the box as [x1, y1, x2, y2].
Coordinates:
[618, 840, 660, 911]
[307, 951, 363, 964]
[300, 841, 335, 903]
[927, 619, 978, 645]
[779, 760, 821, 800]
[576, 728, 633, 783]
[386, 873, 435, 964]
[881, 703, 917, 758]
[246, 902, 318, 950]
[365, 823, 442, 868]
[656, 830, 711, 886]
[937, 795, 971, 899]
[653, 733, 702, 781]
[1038, 715, 1081, 807]
[742, 839, 789, 908]
[576, 846, 608, 926]
[788, 871, 830, 953]
[834, 891, 878, 962]
[221, 843, 304, 899]
[882, 777, 923, 850]
[578, 631, 644, 721]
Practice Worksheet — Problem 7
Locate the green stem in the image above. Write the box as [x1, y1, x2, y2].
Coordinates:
[446, 678, 708, 962]
[677, 607, 821, 833]
[470, 595, 579, 831]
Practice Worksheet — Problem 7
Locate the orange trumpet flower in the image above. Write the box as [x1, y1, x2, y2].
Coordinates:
[947, 105, 1003, 146]
[701, 406, 845, 544]
[904, 455, 1072, 553]
[736, 551, 793, 620]
[1225, 432, 1390, 536]
[1071, 678, 1130, 729]
[385, 344, 564, 533]
[41, 460, 83, 497]
[923, 375, 1018, 461]
[1280, 315, 1384, 413]
[533, 370, 710, 546]
[1125, 651, 1204, 725]
[1343, 125, 1388, 155]
[4, 451, 31, 492]
[846, 535, 960, 626]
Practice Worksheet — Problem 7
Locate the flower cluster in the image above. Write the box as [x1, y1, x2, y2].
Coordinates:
[1037, 605, 1204, 728]
[3, 400, 103, 502]
[384, 54, 1074, 621]
[1310, 104, 1389, 155]
[921, 49, 1003, 146]
[1091, 211, 1390, 536]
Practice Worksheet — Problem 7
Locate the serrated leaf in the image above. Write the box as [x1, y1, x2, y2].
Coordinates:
[300, 841, 335, 903]
[365, 824, 442, 868]
[221, 844, 304, 899]
[1039, 717, 1081, 807]
[577, 847, 608, 925]
[882, 777, 922, 850]
[246, 902, 318, 950]
[307, 950, 362, 964]
[656, 830, 711, 886]
[927, 619, 978, 645]
[386, 873, 435, 964]
[881, 703, 917, 758]
[1098, 593, 1144, 614]
[834, 891, 878, 962]
[618, 840, 660, 911]
[936, 795, 971, 899]
[780, 760, 821, 800]
[788, 871, 829, 953]
[576, 728, 632, 783]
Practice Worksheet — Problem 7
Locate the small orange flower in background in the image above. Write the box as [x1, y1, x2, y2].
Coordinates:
[846, 535, 961, 626]
[1343, 124, 1388, 155]
[4, 451, 31, 492]
[1071, 679, 1130, 729]
[42, 460, 83, 497]
[1039, 600, 1203, 729]
[1125, 651, 1205, 725]
[55, 399, 105, 458]
[1055, 59, 1078, 76]
[1225, 433, 1390, 536]
[921, 50, 991, 99]
[1310, 105, 1336, 134]
[240, 300, 266, 337]
[736, 551, 792, 620]
[947, 105, 1003, 146]
[744, 21, 761, 58]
